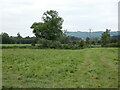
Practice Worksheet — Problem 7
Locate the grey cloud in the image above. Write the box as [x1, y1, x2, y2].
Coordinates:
[1, 0, 118, 37]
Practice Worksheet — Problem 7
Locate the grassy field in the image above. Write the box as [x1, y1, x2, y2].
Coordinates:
[2, 48, 118, 88]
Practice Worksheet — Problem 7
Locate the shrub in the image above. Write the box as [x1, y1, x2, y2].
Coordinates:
[61, 44, 71, 49]
[78, 40, 85, 48]
[50, 41, 61, 49]
[104, 42, 120, 47]
[71, 44, 80, 49]
[37, 39, 61, 49]
[31, 43, 35, 46]
[61, 44, 80, 49]
[35, 38, 86, 49]
[37, 38, 52, 48]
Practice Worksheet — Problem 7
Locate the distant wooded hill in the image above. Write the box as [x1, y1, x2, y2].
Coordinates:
[65, 31, 119, 40]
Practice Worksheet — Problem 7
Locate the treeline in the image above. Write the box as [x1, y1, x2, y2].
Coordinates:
[1, 31, 119, 48]
[0, 33, 36, 44]
[0, 32, 82, 44]
[1, 10, 120, 49]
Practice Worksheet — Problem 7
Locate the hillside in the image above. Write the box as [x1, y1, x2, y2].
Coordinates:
[65, 31, 119, 40]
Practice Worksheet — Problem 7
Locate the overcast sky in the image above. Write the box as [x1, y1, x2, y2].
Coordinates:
[0, 0, 119, 37]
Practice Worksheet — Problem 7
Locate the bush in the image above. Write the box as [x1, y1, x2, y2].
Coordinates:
[61, 44, 80, 49]
[61, 44, 71, 49]
[78, 40, 85, 48]
[37, 38, 52, 48]
[72, 44, 80, 49]
[31, 43, 35, 46]
[36, 38, 86, 49]
[37, 39, 61, 49]
[104, 42, 120, 47]
[50, 41, 61, 49]
[60, 40, 85, 49]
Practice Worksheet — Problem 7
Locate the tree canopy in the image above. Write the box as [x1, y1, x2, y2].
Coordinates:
[31, 10, 64, 41]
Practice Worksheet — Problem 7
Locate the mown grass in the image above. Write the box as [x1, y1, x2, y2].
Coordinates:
[2, 48, 118, 88]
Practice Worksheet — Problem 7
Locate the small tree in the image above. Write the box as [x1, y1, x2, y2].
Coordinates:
[86, 37, 90, 44]
[101, 29, 110, 46]
[16, 33, 22, 44]
[17, 33, 22, 39]
[78, 40, 85, 48]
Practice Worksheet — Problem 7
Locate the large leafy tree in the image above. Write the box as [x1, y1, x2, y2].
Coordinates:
[1, 32, 11, 44]
[101, 29, 111, 46]
[31, 10, 64, 41]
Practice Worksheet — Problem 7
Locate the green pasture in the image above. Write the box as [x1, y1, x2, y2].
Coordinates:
[2, 48, 118, 88]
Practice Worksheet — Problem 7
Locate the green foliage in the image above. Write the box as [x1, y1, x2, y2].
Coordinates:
[50, 41, 61, 49]
[37, 38, 51, 48]
[1, 33, 11, 44]
[61, 44, 81, 49]
[30, 22, 48, 38]
[37, 39, 61, 49]
[103, 42, 120, 47]
[31, 10, 64, 41]
[110, 35, 120, 43]
[36, 38, 85, 49]
[68, 36, 81, 41]
[86, 37, 90, 44]
[17, 33, 22, 39]
[1, 32, 36, 44]
[101, 29, 110, 46]
[61, 44, 71, 49]
[78, 40, 85, 48]
[31, 43, 35, 46]
[59, 35, 69, 44]
[36, 35, 86, 49]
